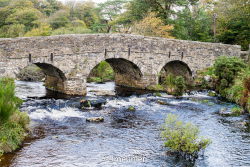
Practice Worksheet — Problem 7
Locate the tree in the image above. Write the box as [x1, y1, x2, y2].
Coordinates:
[121, 0, 151, 22]
[98, 0, 128, 32]
[213, 0, 250, 50]
[31, 0, 63, 16]
[48, 9, 70, 29]
[5, 8, 42, 31]
[145, 0, 199, 22]
[132, 13, 174, 38]
[0, 24, 25, 38]
[25, 23, 52, 37]
[67, 1, 100, 29]
[0, 0, 45, 36]
[172, 6, 213, 42]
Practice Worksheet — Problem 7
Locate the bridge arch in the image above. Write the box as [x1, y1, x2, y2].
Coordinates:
[87, 58, 143, 88]
[17, 62, 67, 93]
[158, 60, 193, 84]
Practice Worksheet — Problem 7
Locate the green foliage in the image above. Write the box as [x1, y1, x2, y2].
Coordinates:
[6, 9, 42, 32]
[68, 1, 101, 29]
[145, 0, 198, 22]
[98, 0, 128, 32]
[163, 74, 186, 96]
[161, 114, 211, 160]
[51, 26, 92, 35]
[214, 0, 250, 50]
[88, 61, 114, 83]
[0, 77, 29, 157]
[0, 24, 25, 38]
[175, 76, 186, 96]
[48, 10, 70, 29]
[173, 7, 213, 42]
[87, 77, 102, 83]
[25, 23, 52, 37]
[226, 67, 250, 113]
[0, 119, 28, 154]
[208, 91, 216, 97]
[154, 92, 162, 97]
[201, 56, 249, 113]
[147, 84, 164, 91]
[231, 106, 244, 116]
[0, 78, 22, 123]
[121, 0, 150, 23]
[214, 56, 246, 97]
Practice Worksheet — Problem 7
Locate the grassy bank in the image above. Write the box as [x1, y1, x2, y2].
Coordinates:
[196, 56, 250, 113]
[0, 78, 29, 158]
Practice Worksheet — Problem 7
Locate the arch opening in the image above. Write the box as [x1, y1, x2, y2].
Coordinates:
[87, 58, 143, 89]
[17, 63, 66, 94]
[159, 60, 193, 85]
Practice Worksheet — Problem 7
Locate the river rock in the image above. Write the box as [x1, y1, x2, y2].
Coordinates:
[69, 102, 81, 108]
[80, 99, 107, 109]
[86, 117, 104, 122]
[219, 108, 232, 116]
[93, 90, 115, 96]
[204, 75, 211, 82]
[156, 100, 169, 105]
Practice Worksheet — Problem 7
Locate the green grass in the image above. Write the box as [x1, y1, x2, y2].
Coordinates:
[0, 78, 29, 157]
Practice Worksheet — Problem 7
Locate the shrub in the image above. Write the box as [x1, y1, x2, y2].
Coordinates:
[161, 114, 211, 161]
[225, 67, 250, 113]
[0, 78, 29, 157]
[175, 76, 186, 96]
[214, 56, 246, 96]
[0, 121, 27, 153]
[0, 78, 23, 123]
[163, 74, 186, 96]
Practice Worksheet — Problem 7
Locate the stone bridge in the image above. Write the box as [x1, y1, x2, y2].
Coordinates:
[0, 34, 241, 95]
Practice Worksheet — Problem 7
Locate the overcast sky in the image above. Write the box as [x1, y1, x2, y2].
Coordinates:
[59, 0, 107, 3]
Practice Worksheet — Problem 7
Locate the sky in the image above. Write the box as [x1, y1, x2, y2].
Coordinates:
[59, 0, 107, 3]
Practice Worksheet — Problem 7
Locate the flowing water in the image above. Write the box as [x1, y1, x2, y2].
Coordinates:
[0, 81, 249, 167]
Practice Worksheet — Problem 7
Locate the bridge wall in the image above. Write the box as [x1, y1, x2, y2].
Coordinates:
[0, 34, 241, 95]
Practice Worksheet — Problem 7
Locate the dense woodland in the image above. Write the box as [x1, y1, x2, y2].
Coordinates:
[0, 0, 249, 50]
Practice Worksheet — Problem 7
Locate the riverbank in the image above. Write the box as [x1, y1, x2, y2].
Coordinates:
[0, 78, 30, 160]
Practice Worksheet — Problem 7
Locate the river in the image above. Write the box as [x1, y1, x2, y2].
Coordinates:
[0, 81, 249, 167]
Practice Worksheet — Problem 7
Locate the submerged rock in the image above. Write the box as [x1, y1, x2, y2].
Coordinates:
[80, 99, 107, 109]
[127, 106, 136, 111]
[156, 100, 169, 105]
[208, 91, 217, 97]
[86, 117, 104, 122]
